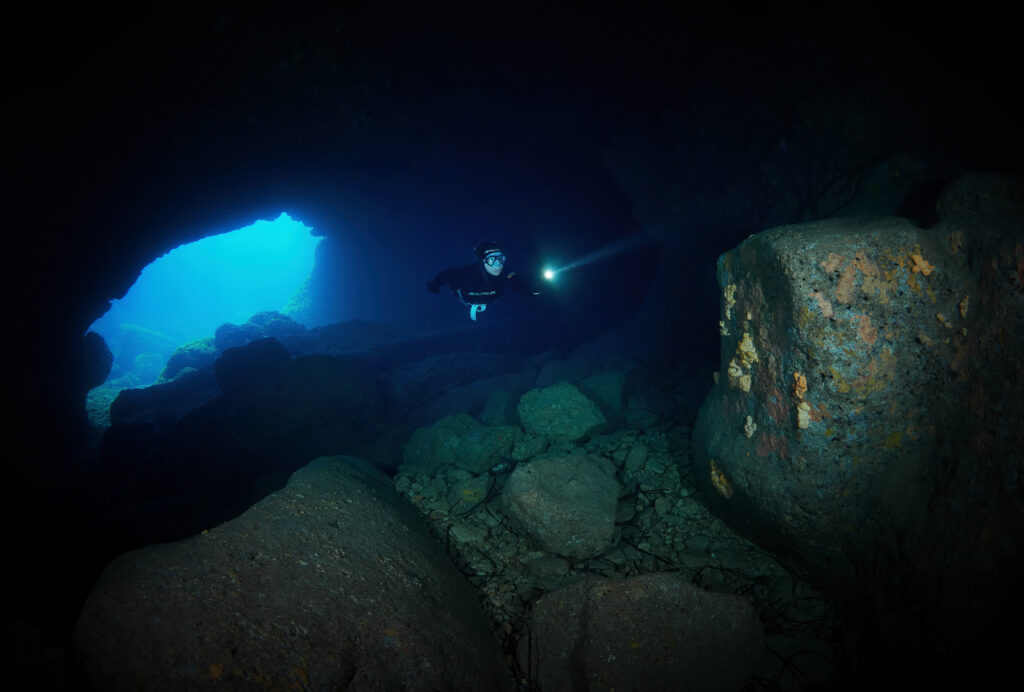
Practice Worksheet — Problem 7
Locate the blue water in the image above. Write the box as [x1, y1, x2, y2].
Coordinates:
[89, 212, 320, 387]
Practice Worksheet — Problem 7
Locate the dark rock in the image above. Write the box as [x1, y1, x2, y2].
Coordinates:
[503, 454, 619, 559]
[109, 366, 219, 426]
[577, 369, 627, 424]
[95, 354, 391, 550]
[401, 413, 520, 476]
[81, 331, 113, 391]
[517, 381, 606, 444]
[212, 321, 264, 351]
[214, 336, 292, 391]
[74, 456, 513, 691]
[388, 351, 528, 414]
[415, 368, 538, 423]
[517, 573, 763, 692]
[182, 353, 385, 469]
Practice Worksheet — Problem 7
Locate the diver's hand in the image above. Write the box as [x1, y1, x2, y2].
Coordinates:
[426, 280, 440, 294]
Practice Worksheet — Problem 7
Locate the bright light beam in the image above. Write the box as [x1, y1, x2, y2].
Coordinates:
[542, 234, 649, 281]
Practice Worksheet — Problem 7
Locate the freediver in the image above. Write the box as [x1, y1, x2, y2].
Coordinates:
[426, 240, 542, 320]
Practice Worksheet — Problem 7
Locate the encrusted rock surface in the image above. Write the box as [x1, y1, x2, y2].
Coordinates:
[74, 456, 512, 691]
[693, 173, 1024, 658]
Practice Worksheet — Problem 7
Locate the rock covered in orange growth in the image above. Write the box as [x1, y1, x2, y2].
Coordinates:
[695, 173, 1024, 669]
[709, 459, 733, 498]
[911, 253, 934, 275]
[793, 372, 807, 400]
[852, 313, 878, 345]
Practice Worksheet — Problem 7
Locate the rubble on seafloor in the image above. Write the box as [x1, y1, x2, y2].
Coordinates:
[394, 422, 841, 691]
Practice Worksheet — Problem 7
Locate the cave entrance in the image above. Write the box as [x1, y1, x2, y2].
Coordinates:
[87, 212, 320, 408]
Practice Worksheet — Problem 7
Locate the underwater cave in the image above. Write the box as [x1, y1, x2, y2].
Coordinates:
[8, 4, 1024, 691]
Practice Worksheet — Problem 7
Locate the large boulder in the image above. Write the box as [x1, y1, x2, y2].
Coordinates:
[502, 454, 619, 559]
[517, 573, 763, 692]
[401, 413, 521, 476]
[74, 456, 513, 691]
[213, 336, 292, 390]
[693, 173, 1024, 660]
[517, 381, 606, 444]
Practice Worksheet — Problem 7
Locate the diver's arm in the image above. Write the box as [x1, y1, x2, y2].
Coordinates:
[506, 271, 542, 296]
[427, 267, 457, 293]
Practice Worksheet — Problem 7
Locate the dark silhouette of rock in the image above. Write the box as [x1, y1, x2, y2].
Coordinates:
[94, 353, 390, 552]
[214, 310, 308, 351]
[214, 336, 292, 390]
[109, 366, 219, 426]
[74, 456, 513, 691]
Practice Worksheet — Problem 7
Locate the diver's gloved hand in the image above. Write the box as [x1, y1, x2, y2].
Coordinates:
[426, 280, 440, 294]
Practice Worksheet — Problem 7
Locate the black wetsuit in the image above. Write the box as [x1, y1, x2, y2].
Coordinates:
[428, 263, 540, 307]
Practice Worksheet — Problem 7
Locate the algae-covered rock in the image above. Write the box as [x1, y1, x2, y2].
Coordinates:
[503, 454, 619, 559]
[160, 337, 218, 382]
[401, 413, 520, 476]
[517, 382, 606, 444]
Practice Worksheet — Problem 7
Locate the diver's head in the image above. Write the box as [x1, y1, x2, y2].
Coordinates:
[474, 241, 506, 276]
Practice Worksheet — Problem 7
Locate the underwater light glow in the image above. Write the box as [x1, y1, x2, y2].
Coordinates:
[88, 212, 320, 388]
[542, 233, 650, 280]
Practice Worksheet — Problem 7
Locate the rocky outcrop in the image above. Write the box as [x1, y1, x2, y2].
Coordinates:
[517, 573, 763, 692]
[693, 173, 1024, 660]
[503, 454, 620, 559]
[74, 456, 513, 691]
